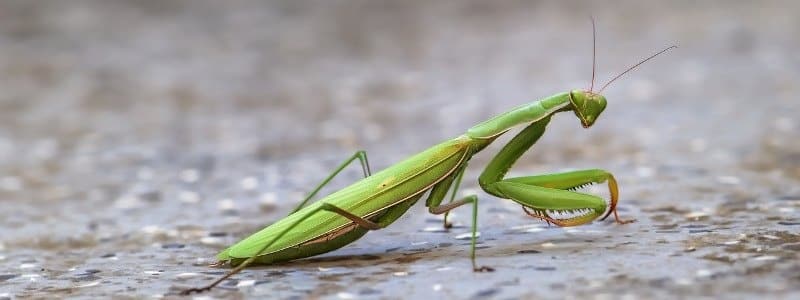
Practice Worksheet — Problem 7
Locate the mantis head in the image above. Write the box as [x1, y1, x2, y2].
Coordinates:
[568, 43, 676, 129]
[569, 90, 607, 128]
[571, 17, 674, 130]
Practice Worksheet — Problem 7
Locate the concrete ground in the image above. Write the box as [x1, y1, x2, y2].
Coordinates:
[1, 1, 798, 299]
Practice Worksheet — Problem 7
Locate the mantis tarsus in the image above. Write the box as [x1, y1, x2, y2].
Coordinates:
[180, 25, 676, 295]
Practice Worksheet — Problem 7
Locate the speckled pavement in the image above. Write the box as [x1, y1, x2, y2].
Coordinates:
[1, 1, 798, 299]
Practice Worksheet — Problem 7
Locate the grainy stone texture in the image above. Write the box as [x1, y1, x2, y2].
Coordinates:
[1, 1, 798, 299]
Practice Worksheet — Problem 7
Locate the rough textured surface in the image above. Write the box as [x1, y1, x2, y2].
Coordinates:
[1, 1, 799, 299]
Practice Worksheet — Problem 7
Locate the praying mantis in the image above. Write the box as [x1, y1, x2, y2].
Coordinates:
[180, 23, 675, 295]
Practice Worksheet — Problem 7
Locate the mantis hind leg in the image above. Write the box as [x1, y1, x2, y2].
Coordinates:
[180, 196, 412, 296]
[180, 197, 422, 295]
[289, 150, 372, 215]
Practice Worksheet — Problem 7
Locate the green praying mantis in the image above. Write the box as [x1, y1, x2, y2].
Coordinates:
[180, 24, 676, 295]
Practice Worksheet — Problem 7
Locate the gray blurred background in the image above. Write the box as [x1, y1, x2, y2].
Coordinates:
[1, 1, 798, 299]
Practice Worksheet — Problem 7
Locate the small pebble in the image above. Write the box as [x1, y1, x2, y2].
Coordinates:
[75, 281, 100, 288]
[436, 267, 452, 272]
[636, 166, 654, 178]
[175, 272, 201, 279]
[241, 177, 259, 190]
[540, 242, 556, 248]
[696, 269, 712, 277]
[218, 199, 237, 211]
[179, 191, 200, 203]
[716, 176, 741, 185]
[259, 193, 277, 212]
[115, 195, 142, 209]
[337, 292, 355, 299]
[422, 226, 449, 233]
[201, 237, 225, 245]
[753, 255, 778, 261]
[684, 211, 709, 219]
[432, 283, 442, 291]
[180, 169, 200, 183]
[454, 232, 479, 240]
[141, 225, 164, 234]
[393, 272, 408, 277]
[21, 274, 40, 281]
[236, 280, 256, 287]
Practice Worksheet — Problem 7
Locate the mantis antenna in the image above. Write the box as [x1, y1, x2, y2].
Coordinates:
[588, 16, 597, 93]
[599, 45, 678, 93]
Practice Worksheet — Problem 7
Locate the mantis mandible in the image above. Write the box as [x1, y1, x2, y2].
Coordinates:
[180, 24, 676, 294]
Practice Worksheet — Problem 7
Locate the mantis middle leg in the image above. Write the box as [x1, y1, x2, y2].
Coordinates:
[425, 164, 493, 271]
[289, 150, 372, 215]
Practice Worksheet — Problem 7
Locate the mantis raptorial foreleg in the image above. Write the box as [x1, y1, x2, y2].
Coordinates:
[504, 169, 633, 224]
[289, 150, 372, 215]
[477, 115, 634, 225]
